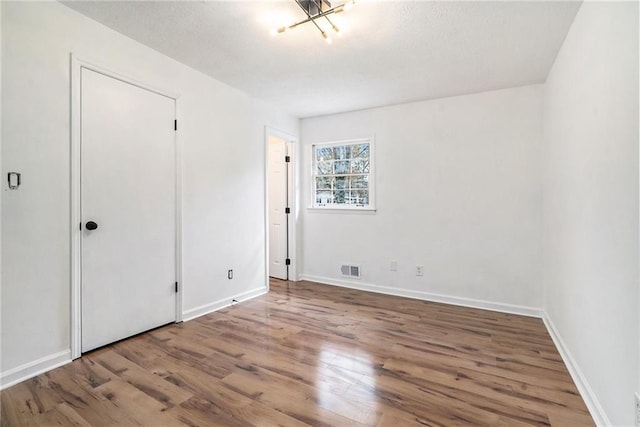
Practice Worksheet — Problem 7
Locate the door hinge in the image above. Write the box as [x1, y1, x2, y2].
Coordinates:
[174, 120, 177, 131]
[285, 258, 291, 266]
[285, 155, 290, 163]
[285, 207, 290, 214]
[175, 282, 178, 293]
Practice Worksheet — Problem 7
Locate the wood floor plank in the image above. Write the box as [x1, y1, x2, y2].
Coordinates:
[31, 403, 93, 427]
[89, 350, 193, 409]
[222, 400, 312, 427]
[222, 369, 369, 426]
[1, 376, 63, 424]
[1, 278, 594, 426]
[166, 395, 253, 427]
[39, 368, 141, 426]
[94, 379, 182, 426]
[160, 362, 254, 410]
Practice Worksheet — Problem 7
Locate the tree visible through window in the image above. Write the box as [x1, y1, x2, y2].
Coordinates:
[312, 139, 374, 209]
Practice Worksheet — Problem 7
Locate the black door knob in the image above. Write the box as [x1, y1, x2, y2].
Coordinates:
[85, 221, 98, 230]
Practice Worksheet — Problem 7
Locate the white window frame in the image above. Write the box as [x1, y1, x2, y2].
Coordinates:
[310, 137, 376, 211]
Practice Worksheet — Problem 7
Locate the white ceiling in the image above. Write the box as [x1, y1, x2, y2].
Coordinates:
[62, 0, 581, 118]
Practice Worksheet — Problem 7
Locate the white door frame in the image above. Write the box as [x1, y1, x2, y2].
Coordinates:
[264, 126, 298, 288]
[70, 54, 183, 359]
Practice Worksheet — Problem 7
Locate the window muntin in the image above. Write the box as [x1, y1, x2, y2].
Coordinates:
[312, 139, 374, 209]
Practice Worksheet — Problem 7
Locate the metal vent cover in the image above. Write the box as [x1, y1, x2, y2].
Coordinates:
[340, 264, 361, 279]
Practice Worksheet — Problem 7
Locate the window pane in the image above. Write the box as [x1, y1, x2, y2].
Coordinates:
[316, 176, 332, 190]
[351, 159, 370, 173]
[334, 161, 349, 174]
[350, 190, 369, 205]
[316, 146, 334, 161]
[334, 190, 346, 204]
[316, 190, 334, 204]
[344, 191, 356, 204]
[316, 161, 332, 175]
[351, 143, 369, 159]
[334, 145, 350, 160]
[335, 176, 348, 189]
[343, 190, 368, 205]
[350, 175, 368, 189]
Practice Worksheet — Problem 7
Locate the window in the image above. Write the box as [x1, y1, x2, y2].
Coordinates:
[312, 138, 374, 210]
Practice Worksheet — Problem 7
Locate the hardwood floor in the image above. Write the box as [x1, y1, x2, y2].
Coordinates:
[1, 279, 594, 426]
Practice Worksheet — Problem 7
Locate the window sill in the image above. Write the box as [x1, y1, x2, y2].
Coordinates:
[307, 207, 377, 214]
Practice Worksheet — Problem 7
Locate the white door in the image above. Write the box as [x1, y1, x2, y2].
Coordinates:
[268, 137, 288, 280]
[81, 68, 176, 352]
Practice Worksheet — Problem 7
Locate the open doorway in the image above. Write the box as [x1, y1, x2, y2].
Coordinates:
[265, 128, 297, 284]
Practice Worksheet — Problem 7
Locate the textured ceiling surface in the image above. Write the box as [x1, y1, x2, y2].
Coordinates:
[62, 1, 581, 118]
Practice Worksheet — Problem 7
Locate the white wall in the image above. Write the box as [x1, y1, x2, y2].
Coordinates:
[300, 85, 543, 313]
[542, 2, 639, 425]
[0, 0, 3, 378]
[1, 1, 297, 383]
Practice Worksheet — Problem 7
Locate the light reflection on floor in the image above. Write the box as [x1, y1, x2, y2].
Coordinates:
[315, 344, 380, 422]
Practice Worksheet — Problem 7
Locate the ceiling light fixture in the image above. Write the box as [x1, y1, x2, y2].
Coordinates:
[273, 0, 355, 43]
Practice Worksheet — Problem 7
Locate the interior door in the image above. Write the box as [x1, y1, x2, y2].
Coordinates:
[81, 68, 176, 352]
[268, 137, 289, 280]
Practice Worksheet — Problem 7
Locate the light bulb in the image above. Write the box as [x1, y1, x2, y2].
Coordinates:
[343, 0, 354, 12]
[333, 24, 342, 37]
[322, 32, 332, 44]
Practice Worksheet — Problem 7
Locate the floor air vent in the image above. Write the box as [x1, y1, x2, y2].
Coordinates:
[340, 264, 361, 279]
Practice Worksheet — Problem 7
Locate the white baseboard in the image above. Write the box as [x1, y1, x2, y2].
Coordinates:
[182, 286, 268, 322]
[542, 314, 610, 426]
[0, 350, 72, 390]
[300, 274, 543, 317]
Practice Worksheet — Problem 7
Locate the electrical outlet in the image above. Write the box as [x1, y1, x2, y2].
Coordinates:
[635, 392, 640, 426]
[390, 260, 397, 271]
[416, 266, 424, 276]
[227, 269, 233, 280]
